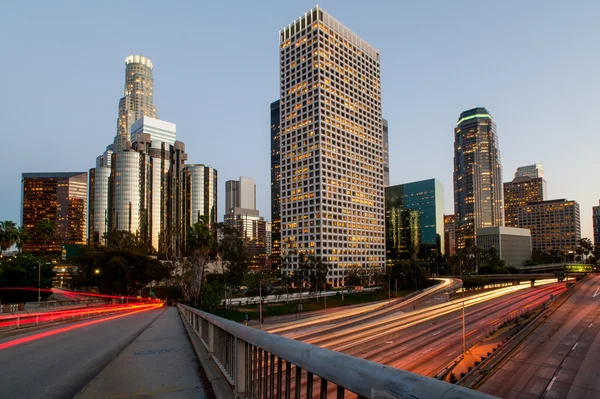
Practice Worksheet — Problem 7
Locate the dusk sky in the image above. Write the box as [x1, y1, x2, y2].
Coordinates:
[1, 1, 599, 239]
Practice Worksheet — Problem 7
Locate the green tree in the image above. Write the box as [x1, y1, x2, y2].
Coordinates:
[15, 226, 30, 254]
[186, 215, 216, 308]
[0, 254, 53, 302]
[577, 238, 594, 264]
[0, 220, 19, 254]
[36, 219, 56, 256]
[102, 230, 147, 254]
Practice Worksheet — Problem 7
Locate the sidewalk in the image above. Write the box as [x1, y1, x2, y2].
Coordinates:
[76, 307, 210, 398]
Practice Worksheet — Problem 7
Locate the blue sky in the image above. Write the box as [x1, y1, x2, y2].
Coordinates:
[1, 0, 599, 239]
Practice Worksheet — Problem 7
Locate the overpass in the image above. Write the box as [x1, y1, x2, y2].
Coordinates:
[450, 272, 589, 287]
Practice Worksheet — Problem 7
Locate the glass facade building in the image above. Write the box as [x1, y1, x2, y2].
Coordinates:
[270, 100, 281, 270]
[385, 179, 445, 259]
[444, 214, 456, 256]
[183, 164, 218, 230]
[453, 107, 504, 250]
[22, 172, 88, 253]
[279, 7, 385, 287]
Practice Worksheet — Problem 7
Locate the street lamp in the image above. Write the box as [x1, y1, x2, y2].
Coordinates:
[94, 268, 100, 275]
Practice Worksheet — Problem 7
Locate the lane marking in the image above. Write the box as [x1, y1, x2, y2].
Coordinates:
[546, 376, 557, 392]
[571, 343, 578, 351]
[593, 286, 600, 298]
[589, 323, 594, 329]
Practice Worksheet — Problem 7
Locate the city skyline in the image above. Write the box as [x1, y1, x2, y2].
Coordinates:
[1, 1, 599, 241]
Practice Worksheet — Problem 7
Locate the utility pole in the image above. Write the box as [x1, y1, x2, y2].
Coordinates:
[324, 282, 326, 309]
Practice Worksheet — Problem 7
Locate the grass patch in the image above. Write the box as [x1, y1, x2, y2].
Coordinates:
[212, 289, 413, 321]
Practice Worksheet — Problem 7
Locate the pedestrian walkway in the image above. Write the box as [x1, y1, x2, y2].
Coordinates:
[76, 307, 210, 399]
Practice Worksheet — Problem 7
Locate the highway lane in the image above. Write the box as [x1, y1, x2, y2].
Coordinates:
[0, 306, 165, 399]
[277, 281, 565, 381]
[477, 275, 600, 398]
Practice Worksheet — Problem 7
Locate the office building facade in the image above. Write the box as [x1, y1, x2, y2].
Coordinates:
[270, 100, 282, 270]
[444, 214, 456, 256]
[503, 176, 545, 227]
[225, 177, 256, 215]
[453, 107, 503, 250]
[225, 208, 268, 270]
[279, 7, 385, 286]
[22, 172, 88, 253]
[383, 118, 389, 187]
[515, 164, 544, 179]
[594, 201, 600, 248]
[385, 179, 445, 259]
[476, 226, 532, 267]
[183, 164, 218, 230]
[517, 199, 581, 253]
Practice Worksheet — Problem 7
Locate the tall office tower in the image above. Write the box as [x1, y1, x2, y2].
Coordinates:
[518, 199, 581, 253]
[225, 177, 257, 216]
[383, 118, 389, 186]
[89, 146, 113, 245]
[385, 208, 419, 260]
[270, 100, 282, 270]
[444, 215, 456, 256]
[593, 201, 600, 248]
[116, 55, 157, 147]
[265, 221, 272, 256]
[22, 172, 88, 253]
[279, 7, 385, 287]
[225, 209, 268, 270]
[453, 107, 503, 250]
[183, 164, 218, 230]
[503, 176, 545, 227]
[385, 179, 445, 257]
[515, 164, 544, 179]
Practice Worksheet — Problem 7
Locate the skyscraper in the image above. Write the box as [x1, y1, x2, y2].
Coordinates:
[183, 164, 218, 230]
[593, 201, 600, 248]
[453, 107, 503, 250]
[270, 100, 282, 270]
[383, 118, 389, 187]
[279, 7, 385, 286]
[22, 172, 88, 253]
[515, 164, 544, 179]
[385, 179, 445, 257]
[444, 215, 456, 256]
[90, 55, 159, 244]
[225, 177, 256, 215]
[503, 176, 545, 227]
[518, 199, 580, 254]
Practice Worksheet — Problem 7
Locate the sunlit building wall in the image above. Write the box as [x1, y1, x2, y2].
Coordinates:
[454, 107, 504, 250]
[22, 172, 88, 253]
[503, 175, 545, 227]
[517, 199, 581, 253]
[279, 7, 385, 287]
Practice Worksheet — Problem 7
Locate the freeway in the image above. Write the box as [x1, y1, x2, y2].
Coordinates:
[477, 274, 600, 398]
[0, 306, 167, 398]
[274, 280, 565, 380]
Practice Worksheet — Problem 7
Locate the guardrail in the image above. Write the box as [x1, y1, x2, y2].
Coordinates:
[177, 303, 496, 399]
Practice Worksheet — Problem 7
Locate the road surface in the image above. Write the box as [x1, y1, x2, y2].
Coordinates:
[0, 306, 208, 399]
[477, 275, 600, 398]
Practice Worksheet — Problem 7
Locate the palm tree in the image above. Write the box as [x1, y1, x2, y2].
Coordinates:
[36, 219, 56, 256]
[187, 215, 216, 308]
[577, 238, 594, 264]
[0, 220, 19, 255]
[15, 226, 30, 254]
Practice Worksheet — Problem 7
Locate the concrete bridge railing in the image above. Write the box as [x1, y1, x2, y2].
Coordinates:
[177, 303, 496, 399]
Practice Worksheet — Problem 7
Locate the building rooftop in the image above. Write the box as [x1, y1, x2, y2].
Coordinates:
[22, 172, 87, 179]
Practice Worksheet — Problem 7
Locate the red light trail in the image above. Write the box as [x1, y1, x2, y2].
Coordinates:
[0, 303, 162, 351]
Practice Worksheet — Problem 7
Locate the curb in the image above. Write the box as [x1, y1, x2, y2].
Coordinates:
[178, 307, 233, 399]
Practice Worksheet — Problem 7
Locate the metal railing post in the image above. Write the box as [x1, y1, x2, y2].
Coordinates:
[235, 337, 247, 397]
[208, 322, 215, 354]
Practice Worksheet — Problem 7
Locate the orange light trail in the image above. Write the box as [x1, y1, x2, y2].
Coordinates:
[0, 303, 162, 351]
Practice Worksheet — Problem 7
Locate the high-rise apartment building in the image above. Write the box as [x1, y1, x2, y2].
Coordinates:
[593, 201, 600, 248]
[22, 172, 88, 253]
[225, 177, 256, 216]
[444, 215, 456, 256]
[279, 7, 385, 286]
[270, 100, 282, 270]
[503, 175, 545, 227]
[383, 118, 389, 187]
[517, 199, 581, 253]
[453, 107, 503, 250]
[385, 179, 445, 258]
